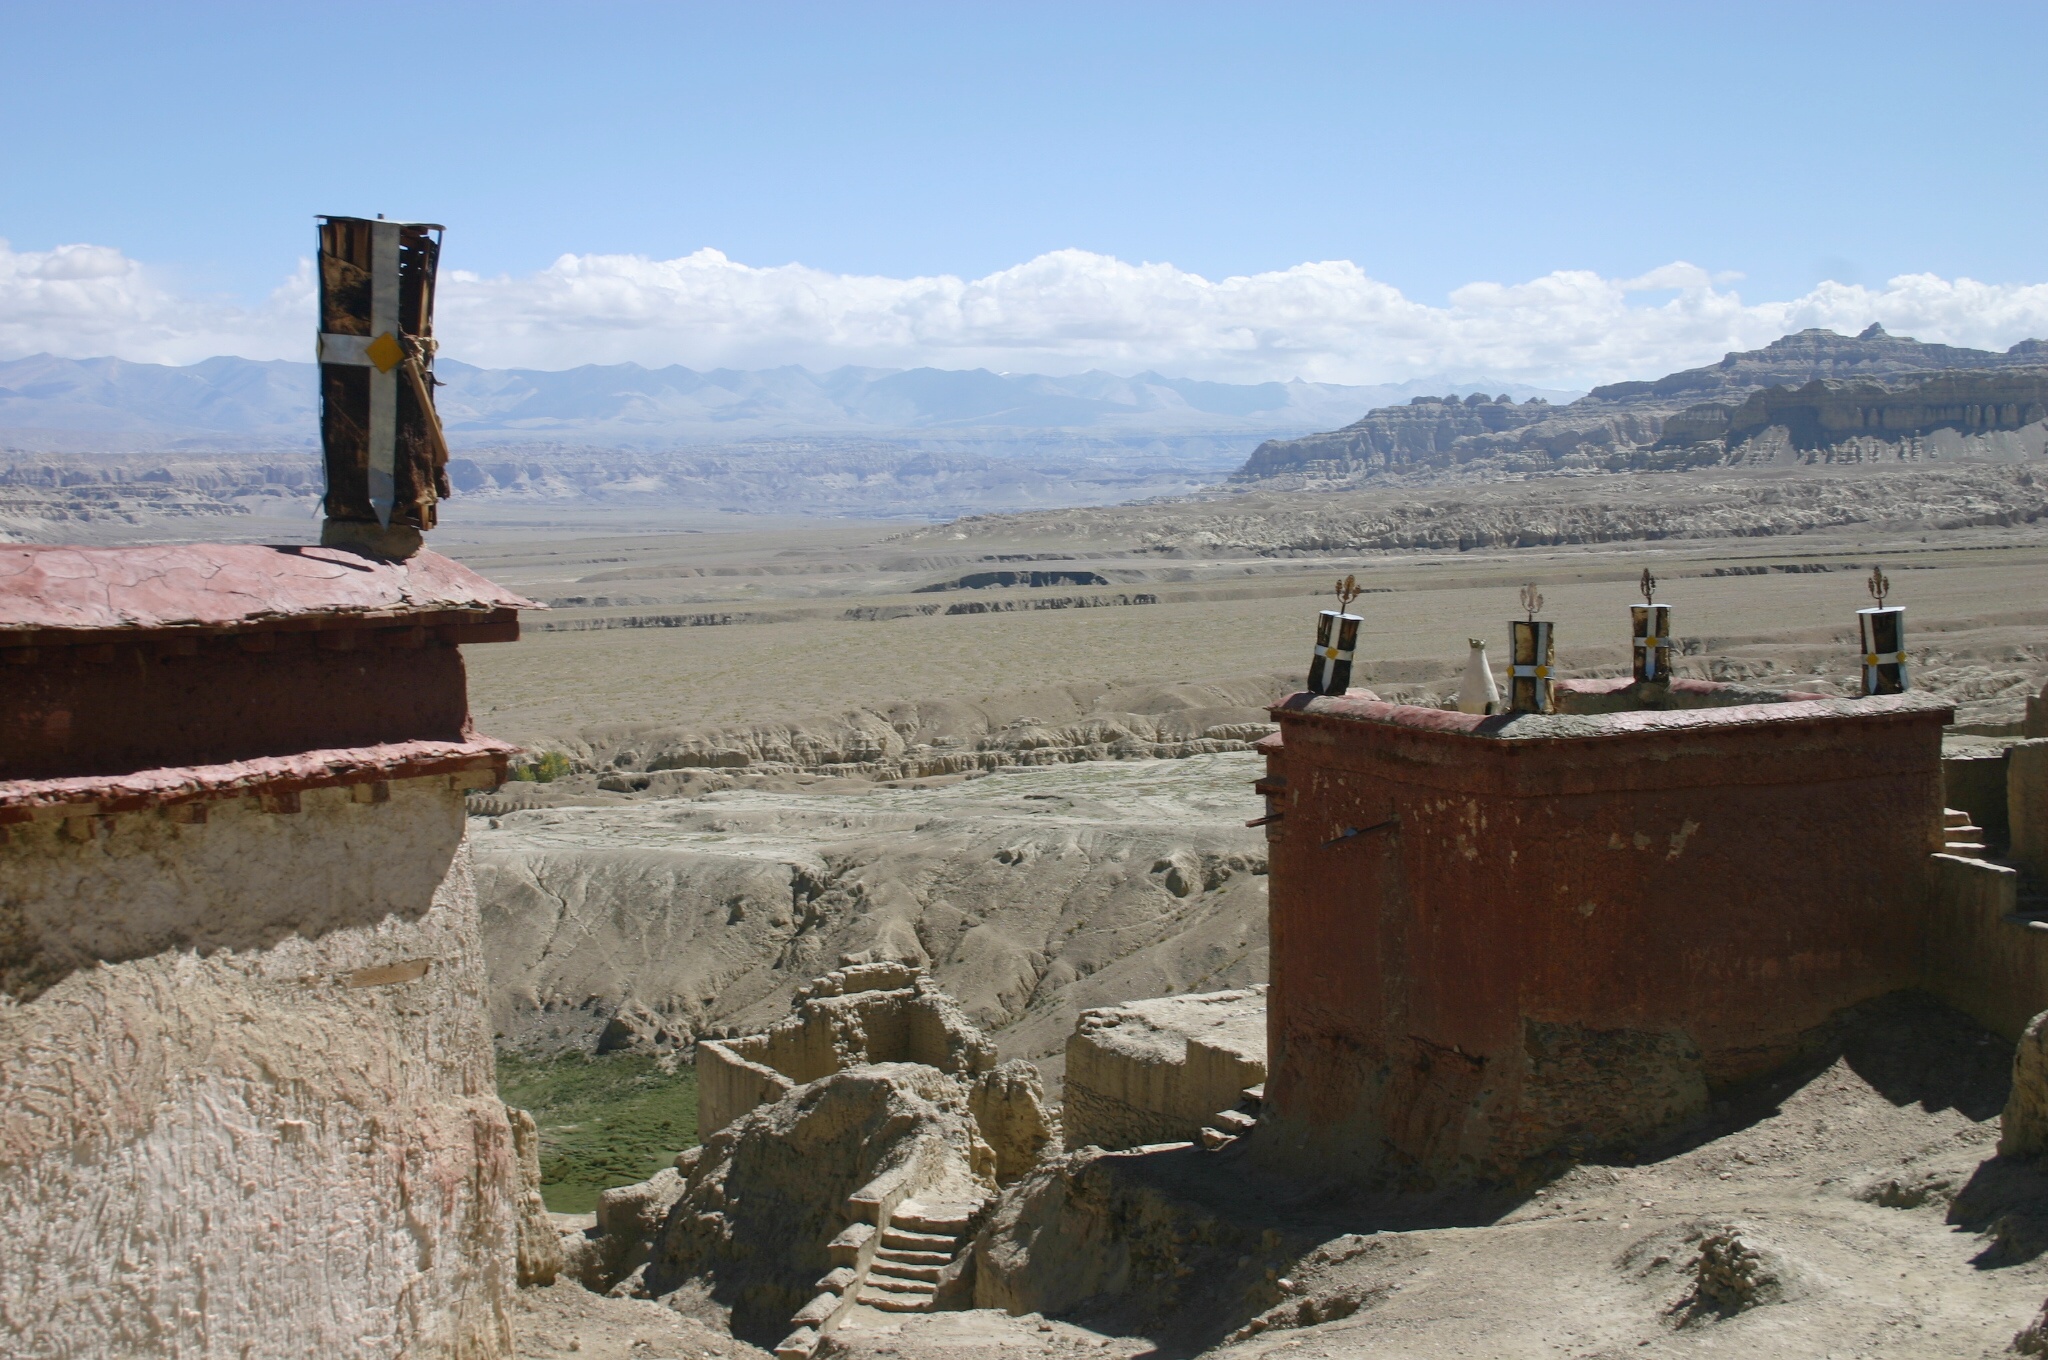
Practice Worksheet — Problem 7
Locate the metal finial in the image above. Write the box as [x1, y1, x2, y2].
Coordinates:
[1520, 582, 1544, 622]
[1639, 568, 1657, 606]
[1333, 573, 1361, 611]
[1867, 566, 1890, 607]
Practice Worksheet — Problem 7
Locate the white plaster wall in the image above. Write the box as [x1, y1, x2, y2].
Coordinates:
[0, 781, 516, 1359]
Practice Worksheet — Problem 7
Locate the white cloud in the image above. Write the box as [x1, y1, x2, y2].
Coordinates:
[7, 236, 2048, 387]
[0, 239, 310, 366]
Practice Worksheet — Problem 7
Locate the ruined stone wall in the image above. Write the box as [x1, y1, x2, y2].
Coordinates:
[1256, 691, 1949, 1188]
[697, 1036, 797, 1136]
[693, 963, 996, 1134]
[0, 780, 518, 1359]
[1921, 853, 2048, 1041]
[2011, 740, 2048, 880]
[1063, 988, 1267, 1151]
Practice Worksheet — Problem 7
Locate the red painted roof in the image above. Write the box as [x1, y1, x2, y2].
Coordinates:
[0, 544, 537, 635]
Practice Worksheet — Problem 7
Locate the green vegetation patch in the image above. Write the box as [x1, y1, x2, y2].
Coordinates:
[510, 750, 575, 782]
[496, 1051, 699, 1214]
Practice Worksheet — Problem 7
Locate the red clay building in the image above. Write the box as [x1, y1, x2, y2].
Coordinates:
[1251, 677, 1952, 1188]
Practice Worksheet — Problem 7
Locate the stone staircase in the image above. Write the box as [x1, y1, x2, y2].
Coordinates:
[1199, 1083, 1264, 1151]
[1945, 807, 1990, 859]
[855, 1199, 981, 1312]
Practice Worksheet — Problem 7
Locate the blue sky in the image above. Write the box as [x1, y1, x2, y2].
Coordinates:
[5, 2, 2047, 383]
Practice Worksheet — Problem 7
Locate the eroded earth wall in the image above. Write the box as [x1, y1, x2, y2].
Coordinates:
[0, 781, 518, 1359]
[1063, 987, 1267, 1150]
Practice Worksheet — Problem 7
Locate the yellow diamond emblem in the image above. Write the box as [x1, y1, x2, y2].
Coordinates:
[366, 331, 405, 374]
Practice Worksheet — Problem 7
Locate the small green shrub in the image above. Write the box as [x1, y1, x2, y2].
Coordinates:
[511, 750, 575, 783]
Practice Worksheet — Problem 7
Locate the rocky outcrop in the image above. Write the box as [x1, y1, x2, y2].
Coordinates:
[1234, 326, 2048, 485]
[510, 1106, 566, 1288]
[969, 1145, 1301, 1342]
[2002, 1010, 2048, 1157]
[971, 1060, 1059, 1185]
[1063, 987, 1267, 1151]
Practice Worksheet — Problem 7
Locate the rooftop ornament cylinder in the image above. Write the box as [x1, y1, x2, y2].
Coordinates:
[316, 214, 451, 559]
[1632, 569, 1671, 685]
[1859, 566, 1908, 696]
[1860, 606, 1909, 695]
[1308, 574, 1365, 697]
[1508, 583, 1553, 713]
[1308, 610, 1362, 696]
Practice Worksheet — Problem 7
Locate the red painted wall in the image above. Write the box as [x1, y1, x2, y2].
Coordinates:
[1254, 689, 1950, 1188]
[1, 629, 473, 781]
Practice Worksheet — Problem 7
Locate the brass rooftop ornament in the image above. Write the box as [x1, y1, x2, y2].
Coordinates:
[1868, 565, 1891, 608]
[1520, 582, 1544, 622]
[1640, 568, 1658, 607]
[1334, 574, 1362, 610]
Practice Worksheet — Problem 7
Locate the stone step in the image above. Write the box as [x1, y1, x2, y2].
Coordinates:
[827, 1222, 875, 1266]
[774, 1326, 821, 1359]
[814, 1265, 859, 1293]
[881, 1226, 956, 1252]
[1945, 807, 1973, 827]
[1200, 1127, 1237, 1151]
[892, 1199, 981, 1234]
[872, 1259, 944, 1283]
[861, 1274, 937, 1298]
[1947, 842, 1989, 856]
[1947, 825, 1985, 839]
[858, 1288, 934, 1313]
[874, 1247, 952, 1267]
[1211, 1108, 1257, 1133]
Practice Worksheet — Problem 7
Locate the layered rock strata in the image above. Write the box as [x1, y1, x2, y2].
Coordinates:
[1235, 326, 2048, 484]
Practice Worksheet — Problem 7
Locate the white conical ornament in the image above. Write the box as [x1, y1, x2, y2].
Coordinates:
[1457, 638, 1501, 715]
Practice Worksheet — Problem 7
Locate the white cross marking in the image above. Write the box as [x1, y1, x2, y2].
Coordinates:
[317, 221, 402, 528]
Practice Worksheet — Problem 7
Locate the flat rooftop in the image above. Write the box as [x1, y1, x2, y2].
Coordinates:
[1271, 677, 1952, 742]
[0, 543, 535, 640]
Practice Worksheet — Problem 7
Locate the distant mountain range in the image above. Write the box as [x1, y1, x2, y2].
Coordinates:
[0, 353, 1578, 452]
[1235, 326, 2048, 484]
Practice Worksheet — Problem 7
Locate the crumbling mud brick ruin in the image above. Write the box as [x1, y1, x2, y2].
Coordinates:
[1061, 986, 1267, 1151]
[1251, 664, 2048, 1189]
[562, 962, 1054, 1356]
